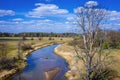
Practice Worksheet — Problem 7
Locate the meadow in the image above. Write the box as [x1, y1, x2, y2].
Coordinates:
[0, 37, 72, 59]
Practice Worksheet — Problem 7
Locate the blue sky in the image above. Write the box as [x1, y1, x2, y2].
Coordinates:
[0, 0, 120, 33]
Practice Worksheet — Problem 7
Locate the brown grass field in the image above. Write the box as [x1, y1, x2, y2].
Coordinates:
[0, 37, 72, 59]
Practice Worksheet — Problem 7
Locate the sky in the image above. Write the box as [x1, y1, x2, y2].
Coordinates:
[0, 0, 120, 33]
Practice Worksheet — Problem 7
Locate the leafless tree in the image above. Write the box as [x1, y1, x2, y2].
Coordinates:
[0, 42, 8, 57]
[17, 40, 23, 60]
[73, 1, 112, 80]
[17, 36, 26, 60]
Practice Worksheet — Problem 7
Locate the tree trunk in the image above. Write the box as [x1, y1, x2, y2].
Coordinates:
[86, 57, 91, 80]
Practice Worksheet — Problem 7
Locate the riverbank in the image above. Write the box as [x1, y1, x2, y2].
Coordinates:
[0, 41, 65, 80]
[54, 43, 120, 80]
[45, 67, 60, 80]
[54, 43, 84, 80]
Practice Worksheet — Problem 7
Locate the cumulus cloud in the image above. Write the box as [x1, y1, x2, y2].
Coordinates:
[0, 9, 15, 17]
[74, 1, 99, 13]
[0, 19, 74, 33]
[74, 7, 85, 13]
[85, 1, 98, 8]
[67, 17, 74, 21]
[26, 3, 69, 18]
[108, 11, 120, 21]
[12, 18, 23, 21]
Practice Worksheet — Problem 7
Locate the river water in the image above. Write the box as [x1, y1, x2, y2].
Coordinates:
[13, 44, 68, 80]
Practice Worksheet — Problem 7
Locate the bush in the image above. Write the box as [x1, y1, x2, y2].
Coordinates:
[48, 37, 51, 40]
[38, 37, 42, 40]
[106, 30, 120, 49]
[31, 37, 34, 40]
[48, 37, 54, 40]
[21, 44, 33, 51]
[102, 41, 110, 49]
[92, 68, 118, 80]
[0, 57, 15, 70]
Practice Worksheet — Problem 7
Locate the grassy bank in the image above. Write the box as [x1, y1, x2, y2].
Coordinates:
[0, 37, 72, 79]
[54, 43, 120, 80]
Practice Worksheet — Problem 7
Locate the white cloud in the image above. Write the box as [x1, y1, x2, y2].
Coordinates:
[26, 3, 69, 18]
[107, 11, 120, 21]
[65, 21, 70, 24]
[12, 18, 23, 21]
[74, 7, 84, 13]
[39, 0, 53, 2]
[67, 17, 74, 21]
[0, 19, 75, 33]
[0, 9, 15, 17]
[85, 1, 98, 8]
[0, 20, 14, 25]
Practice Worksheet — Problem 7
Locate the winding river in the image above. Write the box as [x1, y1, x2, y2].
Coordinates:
[13, 44, 68, 80]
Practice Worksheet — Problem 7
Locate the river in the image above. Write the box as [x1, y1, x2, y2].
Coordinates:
[13, 44, 68, 80]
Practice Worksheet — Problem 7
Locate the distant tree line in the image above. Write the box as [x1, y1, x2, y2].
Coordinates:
[0, 32, 77, 37]
[71, 30, 120, 49]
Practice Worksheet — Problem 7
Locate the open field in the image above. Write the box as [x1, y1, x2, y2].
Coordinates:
[0, 37, 72, 59]
[0, 37, 21, 40]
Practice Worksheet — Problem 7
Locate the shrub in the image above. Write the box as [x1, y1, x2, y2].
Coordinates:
[0, 57, 15, 70]
[92, 68, 118, 80]
[21, 44, 33, 51]
[48, 37, 52, 40]
[31, 37, 34, 40]
[38, 37, 42, 40]
[102, 41, 110, 49]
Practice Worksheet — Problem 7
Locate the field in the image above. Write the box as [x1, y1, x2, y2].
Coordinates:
[0, 37, 72, 59]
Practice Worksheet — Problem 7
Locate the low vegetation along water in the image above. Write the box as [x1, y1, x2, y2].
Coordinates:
[12, 44, 68, 80]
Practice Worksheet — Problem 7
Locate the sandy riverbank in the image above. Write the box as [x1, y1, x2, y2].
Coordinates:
[45, 67, 60, 80]
[54, 43, 85, 80]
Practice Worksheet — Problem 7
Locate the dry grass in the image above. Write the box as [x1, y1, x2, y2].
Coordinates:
[55, 43, 120, 80]
[0, 37, 72, 59]
[108, 49, 120, 80]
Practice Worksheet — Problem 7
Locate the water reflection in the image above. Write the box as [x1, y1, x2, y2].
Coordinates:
[13, 44, 68, 80]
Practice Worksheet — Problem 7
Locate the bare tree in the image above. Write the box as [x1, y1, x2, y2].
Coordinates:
[73, 1, 111, 80]
[0, 42, 8, 57]
[17, 40, 23, 60]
